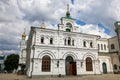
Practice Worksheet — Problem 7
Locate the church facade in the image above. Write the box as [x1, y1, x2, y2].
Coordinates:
[18, 5, 120, 77]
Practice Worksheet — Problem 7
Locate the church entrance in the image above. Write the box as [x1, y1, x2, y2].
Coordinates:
[102, 62, 107, 74]
[65, 56, 76, 76]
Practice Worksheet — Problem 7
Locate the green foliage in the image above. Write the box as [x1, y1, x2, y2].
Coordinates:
[4, 54, 19, 73]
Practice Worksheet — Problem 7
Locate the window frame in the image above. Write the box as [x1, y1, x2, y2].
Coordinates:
[90, 42, 93, 48]
[86, 57, 93, 71]
[66, 23, 72, 32]
[101, 44, 103, 50]
[68, 37, 71, 46]
[41, 37, 44, 44]
[114, 64, 117, 70]
[50, 38, 53, 44]
[72, 40, 74, 46]
[42, 55, 51, 72]
[104, 44, 106, 50]
[64, 39, 66, 45]
[111, 44, 115, 49]
[98, 44, 100, 50]
[83, 41, 86, 47]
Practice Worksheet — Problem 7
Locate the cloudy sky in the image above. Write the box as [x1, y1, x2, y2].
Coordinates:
[0, 0, 120, 55]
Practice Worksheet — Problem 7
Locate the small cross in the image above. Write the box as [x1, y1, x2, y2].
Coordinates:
[67, 4, 69, 11]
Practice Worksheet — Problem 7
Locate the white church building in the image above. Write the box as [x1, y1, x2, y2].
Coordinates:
[18, 4, 120, 78]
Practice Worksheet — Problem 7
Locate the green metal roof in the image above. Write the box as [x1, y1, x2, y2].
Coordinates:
[62, 16, 76, 20]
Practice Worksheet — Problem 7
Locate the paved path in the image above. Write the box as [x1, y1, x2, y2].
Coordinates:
[0, 73, 120, 80]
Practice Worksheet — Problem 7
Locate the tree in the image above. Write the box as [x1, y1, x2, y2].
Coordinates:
[4, 54, 19, 73]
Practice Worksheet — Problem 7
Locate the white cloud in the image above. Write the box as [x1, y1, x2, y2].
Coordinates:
[0, 0, 24, 22]
[0, 0, 120, 55]
[71, 0, 119, 36]
[109, 0, 120, 20]
[75, 23, 111, 38]
[0, 50, 18, 56]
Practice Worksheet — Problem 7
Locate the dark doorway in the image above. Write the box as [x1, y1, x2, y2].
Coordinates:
[102, 62, 107, 74]
[66, 56, 76, 76]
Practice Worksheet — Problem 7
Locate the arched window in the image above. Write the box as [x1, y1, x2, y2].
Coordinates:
[114, 64, 117, 70]
[86, 57, 93, 71]
[50, 38, 53, 44]
[98, 44, 100, 50]
[90, 42, 93, 48]
[42, 55, 51, 72]
[83, 41, 86, 47]
[111, 44, 115, 49]
[72, 40, 74, 46]
[64, 39, 66, 45]
[101, 44, 103, 50]
[104, 44, 106, 50]
[66, 23, 72, 32]
[41, 37, 44, 44]
[68, 37, 71, 45]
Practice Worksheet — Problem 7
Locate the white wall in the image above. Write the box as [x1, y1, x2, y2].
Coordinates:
[108, 36, 119, 52]
[97, 38, 109, 53]
[26, 17, 101, 77]
[99, 56, 113, 73]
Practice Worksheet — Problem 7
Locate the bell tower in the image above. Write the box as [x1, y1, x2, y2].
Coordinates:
[115, 21, 120, 48]
[58, 4, 79, 32]
[115, 21, 120, 62]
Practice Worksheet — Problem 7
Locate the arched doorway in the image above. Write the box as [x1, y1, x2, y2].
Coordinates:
[65, 56, 76, 76]
[42, 55, 51, 72]
[86, 57, 93, 71]
[102, 62, 107, 74]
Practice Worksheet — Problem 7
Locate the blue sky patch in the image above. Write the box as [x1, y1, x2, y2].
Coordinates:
[76, 19, 86, 26]
[98, 23, 110, 35]
[71, 0, 74, 4]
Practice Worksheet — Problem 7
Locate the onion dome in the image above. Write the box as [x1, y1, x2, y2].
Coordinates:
[66, 4, 70, 17]
[41, 19, 46, 29]
[22, 28, 26, 40]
